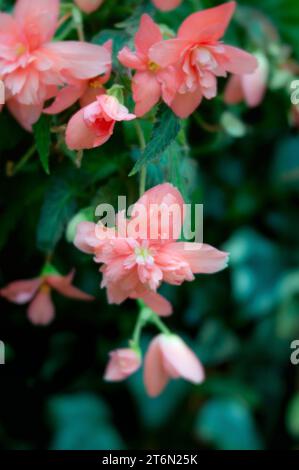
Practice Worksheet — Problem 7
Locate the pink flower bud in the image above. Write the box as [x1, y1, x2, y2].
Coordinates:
[74, 0, 104, 14]
[144, 334, 205, 397]
[152, 0, 182, 11]
[104, 349, 141, 382]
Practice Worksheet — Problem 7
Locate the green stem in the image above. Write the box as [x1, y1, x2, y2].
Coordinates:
[10, 145, 36, 176]
[150, 314, 171, 336]
[134, 120, 147, 196]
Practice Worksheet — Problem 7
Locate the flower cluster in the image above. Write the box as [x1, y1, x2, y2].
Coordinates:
[0, 0, 260, 397]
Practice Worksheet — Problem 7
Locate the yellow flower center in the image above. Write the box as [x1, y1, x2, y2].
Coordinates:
[135, 246, 153, 264]
[148, 61, 160, 73]
[89, 77, 103, 89]
[15, 43, 27, 57]
[40, 283, 51, 294]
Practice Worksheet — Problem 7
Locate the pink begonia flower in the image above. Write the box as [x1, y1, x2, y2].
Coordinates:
[65, 94, 136, 150]
[152, 0, 182, 11]
[118, 14, 180, 117]
[144, 334, 205, 397]
[0, 0, 111, 130]
[224, 53, 269, 107]
[149, 2, 258, 118]
[104, 348, 141, 382]
[74, 183, 229, 317]
[44, 40, 113, 114]
[0, 271, 94, 326]
[74, 0, 104, 14]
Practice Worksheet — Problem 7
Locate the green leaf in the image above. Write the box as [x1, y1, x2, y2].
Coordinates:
[48, 393, 124, 450]
[130, 105, 181, 176]
[33, 114, 52, 174]
[37, 178, 76, 253]
[196, 398, 263, 450]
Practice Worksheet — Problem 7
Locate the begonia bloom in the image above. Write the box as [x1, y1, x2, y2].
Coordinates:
[74, 183, 229, 316]
[118, 14, 180, 116]
[65, 94, 136, 150]
[0, 0, 111, 130]
[144, 334, 205, 396]
[224, 53, 269, 107]
[0, 270, 94, 325]
[149, 2, 258, 118]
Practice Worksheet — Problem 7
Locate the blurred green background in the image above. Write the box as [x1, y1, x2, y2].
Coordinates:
[1, 0, 299, 450]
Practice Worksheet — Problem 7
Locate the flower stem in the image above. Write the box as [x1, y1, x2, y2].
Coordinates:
[131, 302, 172, 350]
[134, 120, 147, 196]
[7, 145, 36, 177]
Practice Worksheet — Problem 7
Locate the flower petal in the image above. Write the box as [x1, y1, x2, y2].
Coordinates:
[167, 242, 229, 274]
[149, 39, 190, 68]
[27, 289, 55, 325]
[44, 82, 86, 114]
[44, 41, 111, 80]
[118, 47, 146, 71]
[47, 271, 94, 301]
[178, 2, 236, 42]
[160, 335, 205, 384]
[144, 336, 169, 397]
[220, 45, 258, 75]
[65, 107, 105, 150]
[0, 278, 42, 304]
[7, 98, 43, 131]
[132, 183, 185, 243]
[170, 88, 202, 118]
[135, 14, 162, 55]
[14, 0, 59, 48]
[141, 291, 173, 317]
[132, 71, 161, 117]
[224, 74, 244, 105]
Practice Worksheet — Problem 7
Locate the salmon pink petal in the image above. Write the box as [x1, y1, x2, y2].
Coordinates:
[104, 349, 141, 382]
[44, 42, 111, 80]
[144, 336, 169, 397]
[47, 271, 94, 301]
[74, 0, 104, 14]
[170, 88, 202, 118]
[224, 74, 244, 105]
[159, 335, 205, 384]
[118, 47, 146, 71]
[98, 95, 136, 121]
[0, 278, 42, 304]
[168, 243, 229, 274]
[27, 289, 55, 325]
[221, 45, 258, 75]
[74, 222, 101, 254]
[178, 2, 236, 42]
[66, 108, 95, 150]
[132, 72, 161, 117]
[135, 15, 162, 55]
[152, 0, 182, 12]
[133, 183, 185, 242]
[14, 0, 60, 48]
[7, 99, 43, 131]
[241, 57, 268, 107]
[44, 82, 86, 114]
[80, 85, 105, 108]
[149, 39, 190, 68]
[141, 291, 173, 317]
